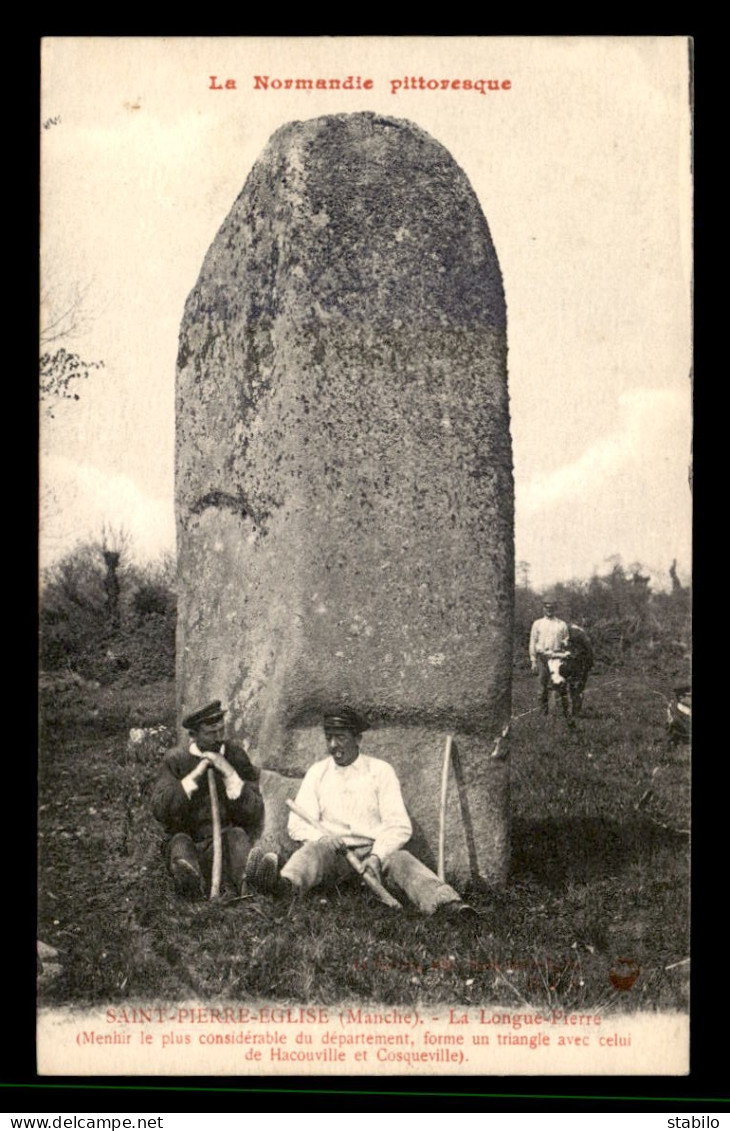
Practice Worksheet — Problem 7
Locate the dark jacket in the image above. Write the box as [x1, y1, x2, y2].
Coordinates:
[151, 740, 264, 843]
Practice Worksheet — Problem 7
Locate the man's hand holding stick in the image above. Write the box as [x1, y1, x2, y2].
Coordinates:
[285, 799, 401, 909]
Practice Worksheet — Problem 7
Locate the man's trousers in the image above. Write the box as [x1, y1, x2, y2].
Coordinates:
[536, 653, 569, 717]
[280, 840, 464, 915]
[167, 827, 252, 896]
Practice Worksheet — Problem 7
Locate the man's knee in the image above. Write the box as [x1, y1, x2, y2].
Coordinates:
[283, 840, 356, 894]
[169, 833, 198, 866]
[281, 841, 331, 892]
[168, 835, 205, 898]
[383, 849, 431, 888]
[383, 850, 464, 915]
[222, 827, 252, 890]
[382, 849, 414, 876]
[223, 826, 252, 859]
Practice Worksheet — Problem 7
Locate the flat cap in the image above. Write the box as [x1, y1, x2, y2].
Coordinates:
[323, 707, 369, 734]
[182, 700, 226, 731]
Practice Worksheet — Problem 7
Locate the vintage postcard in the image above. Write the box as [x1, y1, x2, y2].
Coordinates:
[38, 36, 692, 1078]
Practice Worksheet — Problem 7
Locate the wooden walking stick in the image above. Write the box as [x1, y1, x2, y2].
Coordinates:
[285, 799, 402, 909]
[207, 768, 223, 899]
[437, 735, 453, 882]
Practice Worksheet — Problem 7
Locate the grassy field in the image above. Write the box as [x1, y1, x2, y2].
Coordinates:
[37, 664, 689, 1014]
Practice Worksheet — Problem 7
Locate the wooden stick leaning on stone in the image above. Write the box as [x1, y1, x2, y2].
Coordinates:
[207, 768, 223, 899]
[285, 799, 402, 909]
[437, 734, 453, 882]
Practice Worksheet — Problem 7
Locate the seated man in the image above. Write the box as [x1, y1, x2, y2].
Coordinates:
[246, 707, 477, 920]
[152, 700, 263, 899]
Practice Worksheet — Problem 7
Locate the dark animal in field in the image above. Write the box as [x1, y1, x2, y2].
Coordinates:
[547, 626, 594, 718]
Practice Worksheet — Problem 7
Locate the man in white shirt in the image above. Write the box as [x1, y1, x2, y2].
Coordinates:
[528, 598, 570, 719]
[246, 708, 477, 919]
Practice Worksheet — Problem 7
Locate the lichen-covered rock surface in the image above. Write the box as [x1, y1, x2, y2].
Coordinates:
[177, 112, 513, 886]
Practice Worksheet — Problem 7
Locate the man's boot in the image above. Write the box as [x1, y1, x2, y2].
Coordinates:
[245, 847, 283, 895]
[171, 857, 205, 899]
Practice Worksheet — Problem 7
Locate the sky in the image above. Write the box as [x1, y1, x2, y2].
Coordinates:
[40, 36, 692, 592]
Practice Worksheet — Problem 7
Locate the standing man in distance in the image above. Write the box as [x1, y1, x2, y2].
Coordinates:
[152, 700, 264, 898]
[246, 707, 477, 920]
[529, 597, 570, 718]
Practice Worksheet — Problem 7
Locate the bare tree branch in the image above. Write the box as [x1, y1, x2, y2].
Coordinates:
[40, 279, 95, 345]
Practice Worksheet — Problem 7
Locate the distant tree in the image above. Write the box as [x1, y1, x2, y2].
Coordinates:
[516, 560, 531, 590]
[132, 582, 172, 619]
[130, 552, 177, 621]
[40, 277, 104, 417]
[39, 542, 109, 671]
[40, 531, 177, 683]
[98, 525, 132, 630]
[510, 556, 690, 671]
[649, 562, 691, 669]
[513, 562, 542, 667]
[124, 552, 177, 683]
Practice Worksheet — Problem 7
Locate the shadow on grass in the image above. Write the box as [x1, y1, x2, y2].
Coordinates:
[511, 814, 688, 888]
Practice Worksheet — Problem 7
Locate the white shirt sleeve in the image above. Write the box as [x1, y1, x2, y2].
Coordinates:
[181, 741, 206, 797]
[223, 771, 244, 800]
[370, 761, 412, 862]
[529, 620, 540, 663]
[287, 763, 326, 843]
[181, 772, 200, 798]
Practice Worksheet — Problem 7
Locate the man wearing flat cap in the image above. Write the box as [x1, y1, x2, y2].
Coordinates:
[246, 708, 476, 919]
[529, 597, 570, 718]
[152, 700, 264, 898]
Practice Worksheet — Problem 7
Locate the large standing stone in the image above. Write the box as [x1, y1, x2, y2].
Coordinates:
[176, 113, 513, 887]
